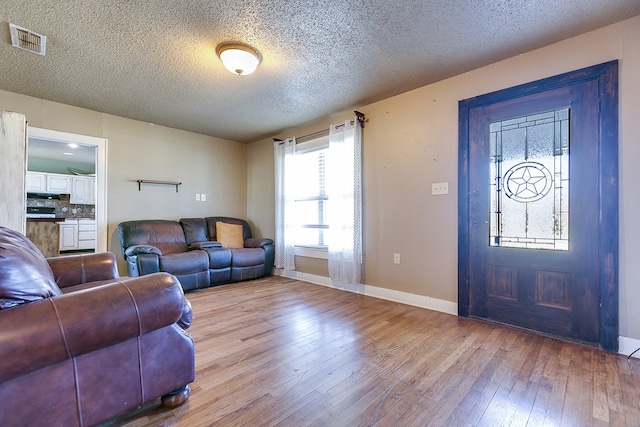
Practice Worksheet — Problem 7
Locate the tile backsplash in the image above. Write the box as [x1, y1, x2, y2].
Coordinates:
[26, 194, 95, 219]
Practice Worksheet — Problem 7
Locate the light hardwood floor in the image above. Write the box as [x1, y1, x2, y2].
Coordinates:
[107, 276, 640, 426]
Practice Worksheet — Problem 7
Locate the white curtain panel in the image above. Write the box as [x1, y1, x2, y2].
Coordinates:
[327, 119, 363, 286]
[273, 138, 296, 271]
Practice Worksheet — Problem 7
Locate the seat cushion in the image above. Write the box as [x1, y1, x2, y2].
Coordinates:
[159, 251, 209, 275]
[204, 247, 232, 269]
[0, 227, 62, 309]
[230, 248, 265, 267]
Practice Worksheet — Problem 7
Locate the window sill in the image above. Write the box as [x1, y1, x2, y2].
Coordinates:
[294, 246, 328, 260]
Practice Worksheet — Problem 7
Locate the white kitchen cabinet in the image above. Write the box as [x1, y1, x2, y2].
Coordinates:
[77, 219, 96, 249]
[47, 173, 72, 193]
[71, 176, 95, 204]
[59, 220, 79, 251]
[26, 171, 72, 194]
[26, 172, 95, 205]
[26, 172, 47, 192]
[59, 219, 95, 251]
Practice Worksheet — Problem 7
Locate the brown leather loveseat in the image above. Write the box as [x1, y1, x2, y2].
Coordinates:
[0, 226, 195, 426]
[118, 216, 274, 291]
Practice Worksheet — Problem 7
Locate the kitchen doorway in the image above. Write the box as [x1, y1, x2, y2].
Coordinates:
[26, 127, 108, 253]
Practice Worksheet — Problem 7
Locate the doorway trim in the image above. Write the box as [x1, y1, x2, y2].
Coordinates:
[458, 61, 619, 351]
[27, 127, 108, 253]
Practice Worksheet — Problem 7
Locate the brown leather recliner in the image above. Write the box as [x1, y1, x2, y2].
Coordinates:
[118, 219, 211, 291]
[180, 216, 275, 285]
[205, 216, 275, 282]
[0, 226, 195, 426]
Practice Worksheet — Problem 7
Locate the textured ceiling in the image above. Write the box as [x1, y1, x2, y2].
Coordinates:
[1, 1, 639, 143]
[28, 137, 96, 167]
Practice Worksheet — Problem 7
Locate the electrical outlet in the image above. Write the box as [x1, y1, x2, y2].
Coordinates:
[201, 194, 207, 202]
[394, 253, 401, 264]
[432, 182, 449, 195]
[195, 194, 201, 201]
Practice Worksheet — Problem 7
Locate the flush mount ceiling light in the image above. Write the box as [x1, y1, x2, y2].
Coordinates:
[216, 42, 262, 76]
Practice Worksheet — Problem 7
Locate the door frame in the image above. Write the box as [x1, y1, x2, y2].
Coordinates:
[458, 61, 619, 351]
[27, 127, 108, 253]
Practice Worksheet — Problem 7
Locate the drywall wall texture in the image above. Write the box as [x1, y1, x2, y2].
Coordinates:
[0, 112, 26, 233]
[247, 15, 640, 340]
[0, 90, 248, 273]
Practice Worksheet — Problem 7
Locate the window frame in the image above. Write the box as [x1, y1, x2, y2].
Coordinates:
[290, 135, 330, 258]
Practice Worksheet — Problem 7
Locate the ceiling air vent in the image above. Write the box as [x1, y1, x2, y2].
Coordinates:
[9, 23, 46, 56]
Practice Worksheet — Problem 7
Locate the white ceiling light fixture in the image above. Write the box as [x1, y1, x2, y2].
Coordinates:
[216, 42, 262, 76]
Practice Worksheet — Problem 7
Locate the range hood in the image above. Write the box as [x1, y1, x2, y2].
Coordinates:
[27, 192, 61, 200]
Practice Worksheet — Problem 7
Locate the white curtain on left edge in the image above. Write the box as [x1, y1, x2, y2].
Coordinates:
[327, 120, 363, 286]
[274, 138, 296, 271]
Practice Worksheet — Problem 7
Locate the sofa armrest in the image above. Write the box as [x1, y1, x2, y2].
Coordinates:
[190, 241, 222, 250]
[245, 237, 274, 248]
[0, 272, 185, 384]
[125, 244, 163, 257]
[125, 246, 163, 276]
[47, 252, 119, 289]
[135, 253, 161, 275]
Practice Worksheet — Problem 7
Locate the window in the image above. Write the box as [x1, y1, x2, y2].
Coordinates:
[287, 136, 329, 249]
[274, 118, 363, 285]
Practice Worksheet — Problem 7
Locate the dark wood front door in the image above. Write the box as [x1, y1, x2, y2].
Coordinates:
[458, 62, 619, 351]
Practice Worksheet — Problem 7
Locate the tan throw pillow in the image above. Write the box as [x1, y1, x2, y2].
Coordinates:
[216, 222, 244, 248]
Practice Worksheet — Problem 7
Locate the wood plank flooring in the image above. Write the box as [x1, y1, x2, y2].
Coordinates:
[104, 276, 640, 426]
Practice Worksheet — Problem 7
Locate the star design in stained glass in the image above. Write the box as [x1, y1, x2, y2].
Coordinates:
[503, 162, 553, 202]
[509, 167, 546, 198]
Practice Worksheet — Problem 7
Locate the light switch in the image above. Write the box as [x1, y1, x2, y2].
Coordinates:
[432, 182, 449, 195]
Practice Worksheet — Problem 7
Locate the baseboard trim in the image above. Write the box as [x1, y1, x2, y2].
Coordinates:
[277, 270, 457, 316]
[619, 336, 640, 359]
[276, 269, 637, 358]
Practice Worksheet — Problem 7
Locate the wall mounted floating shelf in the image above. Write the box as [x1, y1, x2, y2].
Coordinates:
[136, 179, 182, 192]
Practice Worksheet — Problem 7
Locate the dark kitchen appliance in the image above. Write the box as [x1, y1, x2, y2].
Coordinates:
[27, 192, 61, 200]
[26, 206, 56, 218]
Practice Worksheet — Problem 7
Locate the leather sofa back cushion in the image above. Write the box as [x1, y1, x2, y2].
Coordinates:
[215, 222, 244, 248]
[180, 218, 209, 246]
[0, 227, 62, 309]
[118, 220, 188, 254]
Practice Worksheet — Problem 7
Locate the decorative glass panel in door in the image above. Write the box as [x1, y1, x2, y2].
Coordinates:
[489, 108, 569, 251]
